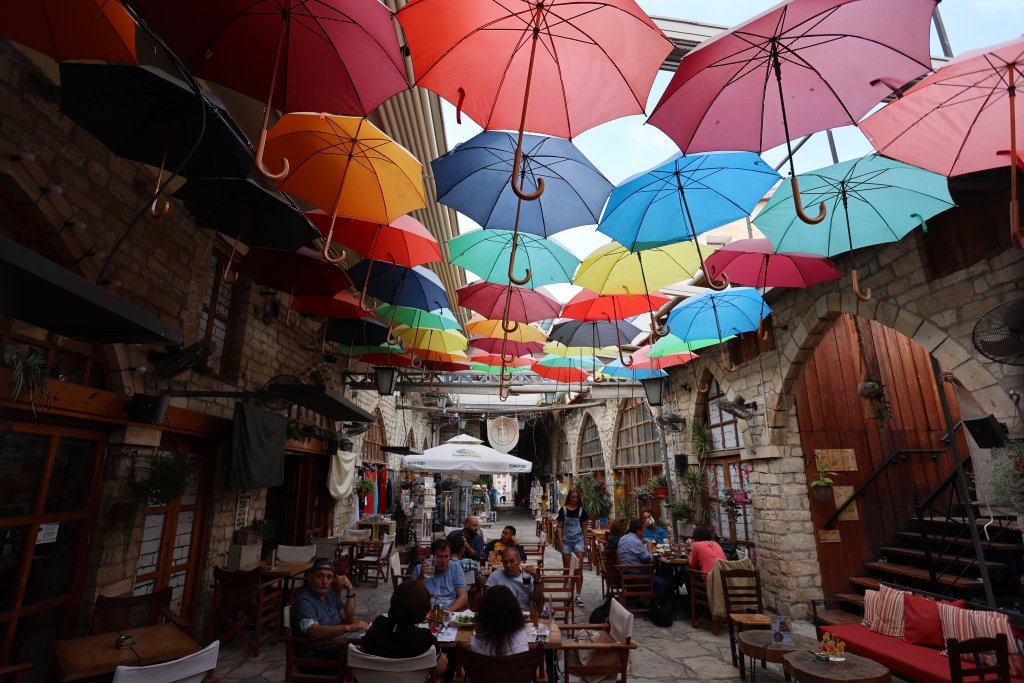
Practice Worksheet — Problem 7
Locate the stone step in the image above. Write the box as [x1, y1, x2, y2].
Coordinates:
[863, 561, 979, 589]
[880, 546, 1008, 570]
[849, 577, 880, 591]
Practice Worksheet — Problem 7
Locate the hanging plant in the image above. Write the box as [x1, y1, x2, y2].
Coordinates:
[138, 454, 192, 505]
[355, 476, 376, 496]
[5, 348, 58, 417]
[250, 518, 276, 543]
[634, 484, 653, 502]
[722, 488, 748, 520]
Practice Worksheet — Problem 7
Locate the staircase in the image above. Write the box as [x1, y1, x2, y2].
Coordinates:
[816, 457, 1024, 625]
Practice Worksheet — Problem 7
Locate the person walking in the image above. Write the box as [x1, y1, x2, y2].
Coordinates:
[555, 488, 587, 607]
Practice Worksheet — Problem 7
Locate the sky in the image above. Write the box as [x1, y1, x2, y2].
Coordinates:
[439, 0, 1023, 294]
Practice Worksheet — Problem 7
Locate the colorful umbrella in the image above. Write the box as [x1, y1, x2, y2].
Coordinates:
[448, 230, 579, 289]
[456, 282, 561, 324]
[705, 239, 841, 289]
[597, 152, 780, 255]
[532, 364, 589, 385]
[599, 360, 666, 381]
[535, 354, 604, 371]
[3, 0, 137, 63]
[543, 341, 618, 358]
[665, 288, 769, 370]
[376, 305, 462, 332]
[432, 130, 613, 237]
[471, 355, 535, 369]
[648, 0, 936, 224]
[471, 362, 531, 375]
[292, 291, 369, 319]
[630, 345, 697, 370]
[399, 328, 468, 355]
[466, 320, 547, 343]
[648, 334, 733, 358]
[345, 261, 449, 313]
[265, 113, 426, 262]
[754, 154, 954, 299]
[131, 0, 407, 179]
[419, 360, 472, 373]
[325, 317, 391, 348]
[237, 247, 352, 300]
[561, 290, 672, 322]
[859, 37, 1024, 246]
[356, 352, 414, 368]
[548, 320, 641, 364]
[469, 338, 544, 356]
[306, 212, 441, 266]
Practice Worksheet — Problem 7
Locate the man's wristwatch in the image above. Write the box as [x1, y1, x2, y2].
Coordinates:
[347, 593, 356, 598]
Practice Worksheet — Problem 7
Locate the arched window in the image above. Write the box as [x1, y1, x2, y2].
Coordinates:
[614, 399, 661, 513]
[703, 379, 744, 451]
[577, 415, 604, 474]
[555, 429, 571, 477]
[362, 410, 387, 465]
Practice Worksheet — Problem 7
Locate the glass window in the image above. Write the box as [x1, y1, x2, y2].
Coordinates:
[362, 411, 386, 465]
[706, 457, 755, 556]
[704, 379, 744, 452]
[198, 249, 237, 378]
[577, 416, 604, 473]
[0, 433, 46, 518]
[555, 430, 571, 476]
[45, 438, 96, 513]
[614, 400, 659, 467]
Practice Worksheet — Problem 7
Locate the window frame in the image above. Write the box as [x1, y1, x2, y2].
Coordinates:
[577, 415, 604, 474]
[197, 247, 238, 379]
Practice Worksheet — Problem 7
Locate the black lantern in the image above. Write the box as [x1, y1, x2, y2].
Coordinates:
[641, 376, 665, 407]
[374, 366, 398, 396]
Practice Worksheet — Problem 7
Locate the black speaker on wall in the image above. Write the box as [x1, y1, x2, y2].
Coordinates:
[674, 453, 688, 472]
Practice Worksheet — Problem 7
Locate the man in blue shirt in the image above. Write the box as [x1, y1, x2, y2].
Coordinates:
[290, 558, 371, 658]
[485, 547, 542, 611]
[446, 515, 485, 561]
[617, 519, 671, 602]
[410, 538, 469, 610]
[642, 509, 671, 543]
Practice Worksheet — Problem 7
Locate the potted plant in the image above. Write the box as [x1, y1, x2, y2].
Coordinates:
[810, 469, 837, 503]
[5, 347, 57, 417]
[648, 474, 668, 497]
[857, 374, 884, 400]
[722, 488, 749, 520]
[339, 435, 354, 451]
[137, 454, 191, 505]
[634, 484, 653, 503]
[356, 476, 377, 496]
[250, 518, 277, 558]
[324, 429, 341, 453]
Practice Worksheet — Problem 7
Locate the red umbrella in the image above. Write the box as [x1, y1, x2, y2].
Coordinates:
[3, 0, 138, 63]
[131, 0, 408, 180]
[469, 337, 544, 357]
[237, 247, 352, 308]
[356, 353, 414, 368]
[561, 289, 671, 322]
[533, 364, 588, 384]
[291, 291, 369, 319]
[629, 345, 697, 370]
[418, 360, 471, 373]
[306, 212, 441, 266]
[704, 239, 841, 289]
[860, 38, 1024, 246]
[472, 354, 534, 369]
[457, 282, 561, 324]
[648, 0, 935, 224]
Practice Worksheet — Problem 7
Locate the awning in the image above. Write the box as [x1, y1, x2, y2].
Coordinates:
[266, 382, 374, 423]
[0, 236, 182, 345]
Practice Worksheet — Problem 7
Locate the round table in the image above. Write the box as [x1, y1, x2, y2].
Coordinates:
[738, 630, 818, 682]
[783, 650, 891, 683]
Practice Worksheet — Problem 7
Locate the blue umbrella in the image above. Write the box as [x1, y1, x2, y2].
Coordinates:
[598, 152, 780, 288]
[666, 288, 769, 370]
[346, 261, 449, 313]
[600, 360, 667, 381]
[432, 131, 613, 237]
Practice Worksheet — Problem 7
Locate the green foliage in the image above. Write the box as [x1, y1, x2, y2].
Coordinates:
[355, 476, 377, 495]
[668, 500, 693, 521]
[811, 471, 837, 487]
[5, 348, 56, 417]
[690, 419, 715, 457]
[139, 454, 192, 505]
[473, 475, 494, 487]
[647, 474, 667, 488]
[617, 495, 630, 522]
[633, 484, 653, 502]
[681, 465, 711, 526]
[989, 440, 1024, 513]
[250, 518, 276, 542]
[575, 473, 610, 518]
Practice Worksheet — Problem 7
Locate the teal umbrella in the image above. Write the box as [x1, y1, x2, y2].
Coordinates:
[376, 304, 462, 331]
[448, 229, 580, 289]
[648, 334, 734, 358]
[754, 154, 954, 300]
[535, 354, 604, 371]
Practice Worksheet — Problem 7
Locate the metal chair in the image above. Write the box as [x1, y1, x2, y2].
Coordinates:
[92, 586, 189, 633]
[947, 634, 1012, 683]
[209, 566, 282, 656]
[354, 533, 394, 587]
[720, 568, 773, 677]
[282, 605, 348, 683]
[111, 641, 219, 683]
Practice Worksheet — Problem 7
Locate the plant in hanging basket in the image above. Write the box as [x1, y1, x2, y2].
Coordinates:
[634, 485, 653, 502]
[722, 488, 748, 519]
[137, 454, 192, 505]
[355, 476, 376, 496]
[5, 347, 59, 416]
[810, 467, 837, 503]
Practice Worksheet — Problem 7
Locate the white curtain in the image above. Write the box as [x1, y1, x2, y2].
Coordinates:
[328, 450, 358, 500]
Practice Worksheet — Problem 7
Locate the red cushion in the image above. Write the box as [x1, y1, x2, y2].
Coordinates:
[903, 594, 966, 648]
[824, 624, 1024, 683]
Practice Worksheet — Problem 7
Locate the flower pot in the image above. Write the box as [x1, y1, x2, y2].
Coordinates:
[811, 485, 833, 503]
[653, 486, 669, 497]
[857, 381, 883, 400]
[233, 528, 260, 545]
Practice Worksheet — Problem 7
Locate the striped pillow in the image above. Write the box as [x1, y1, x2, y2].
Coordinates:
[869, 585, 907, 637]
[861, 589, 880, 629]
[937, 603, 1024, 678]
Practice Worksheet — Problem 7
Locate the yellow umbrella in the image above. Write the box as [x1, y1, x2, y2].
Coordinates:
[573, 241, 706, 295]
[543, 341, 617, 357]
[397, 327, 468, 354]
[264, 113, 426, 263]
[466, 319, 547, 342]
[407, 349, 470, 363]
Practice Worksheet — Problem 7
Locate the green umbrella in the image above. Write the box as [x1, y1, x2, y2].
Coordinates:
[754, 154, 954, 300]
[535, 354, 604, 371]
[376, 304, 462, 331]
[470, 362, 530, 374]
[337, 343, 404, 357]
[448, 229, 580, 289]
[648, 334, 733, 358]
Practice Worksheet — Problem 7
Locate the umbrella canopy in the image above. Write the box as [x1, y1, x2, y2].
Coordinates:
[457, 282, 561, 324]
[419, 360, 472, 373]
[549, 319, 641, 349]
[396, 0, 671, 139]
[666, 288, 768, 370]
[3, 0, 137, 63]
[630, 345, 697, 370]
[466, 320, 548, 343]
[469, 338, 544, 356]
[472, 355, 535, 369]
[346, 261, 449, 312]
[532, 364, 589, 384]
[562, 290, 672, 322]
[355, 352, 414, 368]
[754, 154, 954, 298]
[574, 241, 705, 295]
[404, 435, 533, 474]
[60, 64, 253, 184]
[648, 0, 935, 224]
[407, 349, 470, 364]
[325, 317, 392, 347]
[266, 114, 426, 260]
[535, 354, 603, 370]
[648, 334, 733, 358]
[597, 152, 780, 251]
[543, 341, 618, 357]
[237, 247, 352, 297]
[704, 238, 841, 289]
[432, 131, 613, 236]
[398, 328, 468, 354]
[376, 305, 461, 331]
[471, 362, 531, 375]
[292, 291, 369, 319]
[599, 360, 666, 380]
[448, 230, 579, 289]
[306, 212, 441, 266]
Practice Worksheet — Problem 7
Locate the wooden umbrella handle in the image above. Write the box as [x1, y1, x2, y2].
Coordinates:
[791, 176, 826, 224]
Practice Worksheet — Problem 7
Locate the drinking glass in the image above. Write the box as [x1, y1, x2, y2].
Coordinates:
[423, 557, 434, 579]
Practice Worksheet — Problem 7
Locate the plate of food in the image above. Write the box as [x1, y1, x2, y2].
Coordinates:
[451, 610, 476, 627]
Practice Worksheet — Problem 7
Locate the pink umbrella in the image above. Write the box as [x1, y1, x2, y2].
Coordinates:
[704, 238, 841, 289]
[860, 37, 1024, 246]
[648, 0, 935, 224]
[630, 345, 697, 370]
[457, 282, 561, 324]
[469, 337, 544, 357]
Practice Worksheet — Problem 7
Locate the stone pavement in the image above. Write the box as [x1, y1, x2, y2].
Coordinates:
[214, 507, 818, 683]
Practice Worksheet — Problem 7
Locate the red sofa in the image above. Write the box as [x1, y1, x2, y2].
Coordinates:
[823, 624, 1024, 683]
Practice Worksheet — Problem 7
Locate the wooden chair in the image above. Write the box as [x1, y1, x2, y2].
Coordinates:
[538, 554, 579, 624]
[347, 643, 438, 683]
[111, 641, 219, 683]
[520, 542, 546, 569]
[720, 568, 773, 677]
[947, 634, 1012, 683]
[278, 544, 316, 563]
[92, 586, 189, 633]
[560, 599, 637, 683]
[690, 570, 714, 631]
[615, 564, 653, 616]
[282, 605, 348, 683]
[580, 524, 595, 572]
[310, 535, 341, 560]
[601, 550, 620, 600]
[453, 642, 546, 683]
[209, 566, 283, 656]
[354, 533, 394, 587]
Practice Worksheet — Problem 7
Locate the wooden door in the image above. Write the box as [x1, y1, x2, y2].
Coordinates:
[132, 440, 212, 621]
[0, 421, 105, 675]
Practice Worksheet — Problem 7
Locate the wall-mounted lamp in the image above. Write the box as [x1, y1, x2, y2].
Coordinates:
[374, 366, 398, 396]
[641, 376, 665, 407]
[436, 394, 448, 410]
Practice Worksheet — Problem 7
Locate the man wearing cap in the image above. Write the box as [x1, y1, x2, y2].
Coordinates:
[290, 558, 370, 658]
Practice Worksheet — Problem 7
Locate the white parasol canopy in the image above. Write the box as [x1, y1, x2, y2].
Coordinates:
[402, 434, 533, 474]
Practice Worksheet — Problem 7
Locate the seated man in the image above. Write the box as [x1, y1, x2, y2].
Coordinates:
[616, 519, 671, 603]
[483, 525, 527, 562]
[290, 558, 371, 658]
[446, 515, 485, 561]
[641, 509, 671, 544]
[449, 535, 483, 585]
[484, 547, 544, 612]
[410, 539, 469, 611]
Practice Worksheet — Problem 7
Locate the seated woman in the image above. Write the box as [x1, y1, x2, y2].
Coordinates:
[687, 525, 727, 575]
[469, 585, 529, 657]
[361, 580, 448, 675]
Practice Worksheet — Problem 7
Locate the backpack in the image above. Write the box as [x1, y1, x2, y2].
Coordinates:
[588, 598, 612, 625]
[648, 596, 674, 627]
[717, 538, 740, 562]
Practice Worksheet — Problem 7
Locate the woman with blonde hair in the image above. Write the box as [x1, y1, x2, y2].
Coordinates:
[555, 488, 587, 606]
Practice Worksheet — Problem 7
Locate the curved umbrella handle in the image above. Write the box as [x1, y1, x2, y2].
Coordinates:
[706, 270, 730, 291]
[720, 345, 736, 372]
[358, 287, 376, 312]
[617, 346, 633, 367]
[911, 213, 928, 234]
[507, 228, 532, 286]
[791, 176, 826, 225]
[498, 383, 510, 402]
[149, 197, 170, 219]
[255, 127, 290, 181]
[510, 138, 544, 201]
[285, 306, 299, 329]
[502, 318, 520, 334]
[500, 368, 514, 383]
[221, 265, 240, 285]
[852, 268, 872, 302]
[410, 355, 423, 369]
[319, 210, 347, 265]
[696, 378, 710, 393]
[653, 320, 671, 338]
[758, 316, 770, 342]
[386, 325, 402, 347]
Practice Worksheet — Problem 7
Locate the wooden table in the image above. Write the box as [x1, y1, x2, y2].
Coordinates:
[53, 624, 200, 682]
[356, 519, 396, 541]
[260, 560, 312, 579]
[738, 630, 818, 682]
[437, 622, 562, 650]
[783, 650, 891, 683]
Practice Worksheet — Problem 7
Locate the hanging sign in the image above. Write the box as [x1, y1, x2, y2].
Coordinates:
[487, 416, 519, 453]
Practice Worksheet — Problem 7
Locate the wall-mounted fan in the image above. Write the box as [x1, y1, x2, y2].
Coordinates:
[148, 341, 215, 379]
[973, 300, 1024, 366]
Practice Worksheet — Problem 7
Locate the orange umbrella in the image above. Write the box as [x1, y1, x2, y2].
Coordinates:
[265, 113, 426, 263]
[3, 0, 137, 63]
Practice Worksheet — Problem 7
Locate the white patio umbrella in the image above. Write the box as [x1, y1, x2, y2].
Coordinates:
[402, 434, 533, 474]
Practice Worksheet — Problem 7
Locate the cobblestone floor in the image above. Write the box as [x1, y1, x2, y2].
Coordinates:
[214, 507, 817, 683]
